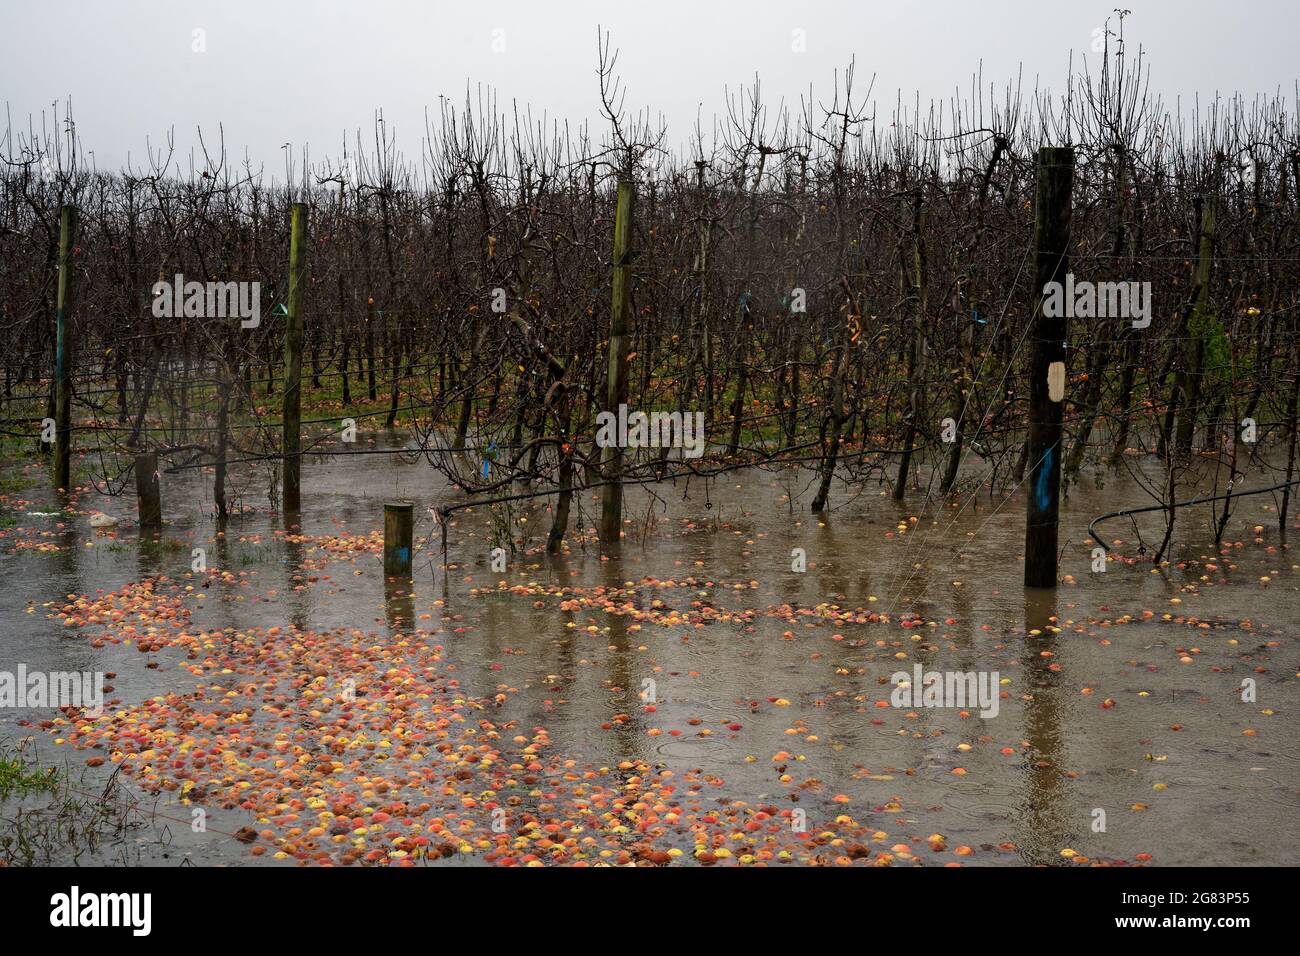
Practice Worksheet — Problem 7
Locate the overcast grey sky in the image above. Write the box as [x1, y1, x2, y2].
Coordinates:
[2, 0, 1296, 173]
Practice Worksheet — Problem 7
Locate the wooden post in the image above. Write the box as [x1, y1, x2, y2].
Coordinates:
[1024, 146, 1074, 589]
[1018, 587, 1066, 862]
[54, 205, 77, 492]
[600, 180, 634, 544]
[214, 373, 231, 523]
[383, 501, 414, 578]
[135, 451, 161, 529]
[893, 189, 926, 501]
[283, 202, 308, 513]
[1174, 185, 1218, 456]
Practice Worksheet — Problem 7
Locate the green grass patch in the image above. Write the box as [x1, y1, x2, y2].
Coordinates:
[0, 748, 59, 798]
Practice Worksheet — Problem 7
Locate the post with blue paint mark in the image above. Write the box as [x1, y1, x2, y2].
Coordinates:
[384, 501, 414, 579]
[1025, 146, 1073, 588]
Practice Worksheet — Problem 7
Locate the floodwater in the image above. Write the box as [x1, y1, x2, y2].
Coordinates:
[1, 436, 1297, 866]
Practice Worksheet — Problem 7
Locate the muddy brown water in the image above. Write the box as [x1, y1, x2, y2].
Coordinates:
[1, 437, 1297, 865]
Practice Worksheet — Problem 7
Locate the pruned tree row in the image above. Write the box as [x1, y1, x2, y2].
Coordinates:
[3, 30, 1298, 555]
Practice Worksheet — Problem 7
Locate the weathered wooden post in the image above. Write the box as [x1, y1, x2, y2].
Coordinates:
[383, 501, 414, 578]
[54, 205, 77, 492]
[283, 202, 308, 513]
[599, 180, 634, 544]
[1174, 184, 1218, 456]
[135, 451, 162, 529]
[1025, 146, 1074, 589]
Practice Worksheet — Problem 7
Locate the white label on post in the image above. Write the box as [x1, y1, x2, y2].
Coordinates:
[1047, 361, 1066, 403]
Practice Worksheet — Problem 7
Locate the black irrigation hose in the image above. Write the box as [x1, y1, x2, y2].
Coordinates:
[1087, 477, 1300, 552]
